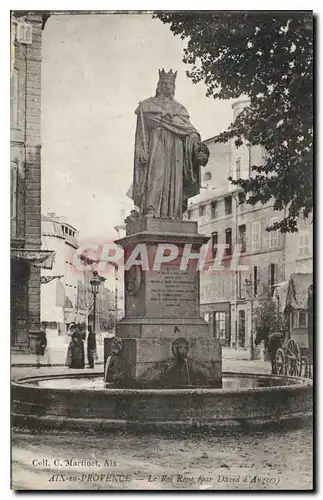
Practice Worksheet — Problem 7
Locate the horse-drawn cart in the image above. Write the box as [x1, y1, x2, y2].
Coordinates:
[274, 274, 313, 378]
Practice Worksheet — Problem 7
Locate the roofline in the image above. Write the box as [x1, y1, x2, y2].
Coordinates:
[42, 232, 65, 240]
[203, 135, 226, 145]
[187, 187, 243, 210]
[42, 214, 78, 233]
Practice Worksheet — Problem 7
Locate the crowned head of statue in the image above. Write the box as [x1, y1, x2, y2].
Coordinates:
[156, 69, 177, 99]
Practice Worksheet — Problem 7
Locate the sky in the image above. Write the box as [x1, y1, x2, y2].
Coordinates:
[41, 13, 234, 241]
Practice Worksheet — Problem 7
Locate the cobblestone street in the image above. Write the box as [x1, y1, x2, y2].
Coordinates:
[12, 422, 313, 491]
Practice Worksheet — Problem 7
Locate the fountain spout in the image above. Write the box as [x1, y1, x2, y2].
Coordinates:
[103, 336, 135, 387]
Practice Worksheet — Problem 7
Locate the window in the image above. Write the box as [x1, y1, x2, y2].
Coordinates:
[252, 221, 261, 251]
[238, 191, 246, 204]
[204, 313, 210, 323]
[235, 158, 241, 179]
[238, 224, 246, 252]
[298, 231, 311, 257]
[211, 231, 218, 259]
[238, 271, 246, 299]
[11, 21, 17, 44]
[225, 228, 232, 256]
[11, 162, 18, 236]
[13, 162, 25, 239]
[203, 172, 212, 182]
[11, 68, 19, 128]
[291, 310, 298, 328]
[253, 266, 258, 296]
[269, 218, 279, 248]
[199, 205, 206, 216]
[269, 263, 278, 295]
[16, 21, 33, 44]
[238, 310, 246, 347]
[211, 201, 218, 219]
[215, 312, 226, 341]
[187, 210, 192, 220]
[299, 310, 307, 328]
[224, 196, 232, 215]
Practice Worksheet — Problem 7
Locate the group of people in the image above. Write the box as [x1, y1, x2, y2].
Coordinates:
[66, 322, 97, 369]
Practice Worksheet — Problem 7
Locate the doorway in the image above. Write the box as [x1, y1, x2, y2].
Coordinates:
[11, 259, 29, 347]
[238, 309, 246, 348]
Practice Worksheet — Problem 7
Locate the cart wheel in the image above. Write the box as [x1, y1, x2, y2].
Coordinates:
[276, 348, 286, 375]
[286, 339, 302, 377]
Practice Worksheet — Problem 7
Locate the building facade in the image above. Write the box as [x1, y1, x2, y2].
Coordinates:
[41, 213, 116, 337]
[10, 12, 53, 351]
[186, 99, 313, 351]
[41, 214, 80, 336]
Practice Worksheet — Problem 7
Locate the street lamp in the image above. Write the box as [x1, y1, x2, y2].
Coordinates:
[90, 271, 101, 336]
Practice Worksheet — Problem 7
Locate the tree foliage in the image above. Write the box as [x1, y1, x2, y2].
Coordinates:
[155, 12, 313, 232]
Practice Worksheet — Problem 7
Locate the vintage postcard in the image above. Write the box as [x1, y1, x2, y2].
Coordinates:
[10, 9, 313, 491]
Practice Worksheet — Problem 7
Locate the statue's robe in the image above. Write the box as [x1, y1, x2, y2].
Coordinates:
[132, 96, 201, 218]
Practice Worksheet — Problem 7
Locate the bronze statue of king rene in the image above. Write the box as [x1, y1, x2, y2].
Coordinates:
[131, 69, 210, 220]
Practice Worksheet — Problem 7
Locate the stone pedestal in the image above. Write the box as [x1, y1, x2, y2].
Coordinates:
[112, 217, 222, 387]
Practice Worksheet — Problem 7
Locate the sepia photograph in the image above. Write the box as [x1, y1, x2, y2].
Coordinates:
[10, 9, 313, 491]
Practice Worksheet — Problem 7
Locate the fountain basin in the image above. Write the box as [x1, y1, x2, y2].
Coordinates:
[11, 372, 312, 432]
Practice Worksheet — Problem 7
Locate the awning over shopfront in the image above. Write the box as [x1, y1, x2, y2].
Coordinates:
[11, 249, 55, 270]
[40, 275, 63, 284]
[286, 273, 313, 310]
[273, 281, 289, 313]
[274, 273, 313, 312]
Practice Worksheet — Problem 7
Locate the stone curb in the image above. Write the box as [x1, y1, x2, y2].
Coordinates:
[11, 362, 104, 368]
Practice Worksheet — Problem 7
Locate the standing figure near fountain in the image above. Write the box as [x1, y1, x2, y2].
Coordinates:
[131, 69, 210, 219]
[66, 328, 85, 369]
[35, 328, 47, 369]
[87, 325, 96, 369]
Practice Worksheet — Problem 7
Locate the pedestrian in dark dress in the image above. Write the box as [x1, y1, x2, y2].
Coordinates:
[79, 322, 87, 342]
[87, 325, 96, 368]
[66, 330, 85, 369]
[35, 329, 47, 368]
